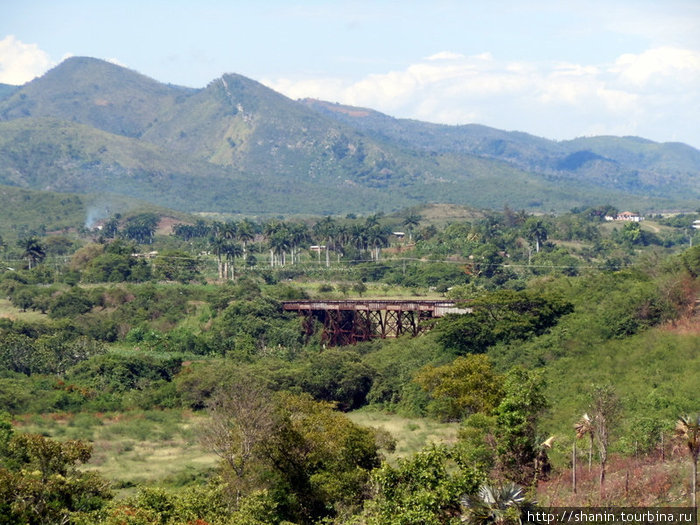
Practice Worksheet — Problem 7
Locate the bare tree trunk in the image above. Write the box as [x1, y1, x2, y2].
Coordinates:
[693, 458, 697, 509]
[573, 441, 577, 494]
[661, 431, 665, 462]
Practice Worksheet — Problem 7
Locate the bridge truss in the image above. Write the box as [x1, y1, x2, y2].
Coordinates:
[282, 300, 468, 346]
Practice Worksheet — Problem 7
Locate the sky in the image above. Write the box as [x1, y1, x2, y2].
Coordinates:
[2, 0, 700, 148]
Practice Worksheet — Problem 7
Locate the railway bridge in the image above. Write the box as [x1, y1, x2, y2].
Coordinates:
[282, 300, 469, 346]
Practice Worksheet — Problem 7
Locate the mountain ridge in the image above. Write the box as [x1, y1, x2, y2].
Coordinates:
[0, 57, 697, 215]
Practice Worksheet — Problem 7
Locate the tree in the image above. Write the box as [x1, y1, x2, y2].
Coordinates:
[313, 216, 336, 267]
[674, 415, 700, 508]
[201, 377, 280, 504]
[415, 355, 504, 421]
[402, 213, 422, 242]
[524, 217, 548, 253]
[494, 367, 548, 484]
[223, 241, 244, 281]
[574, 413, 595, 471]
[366, 225, 390, 261]
[122, 213, 159, 244]
[363, 445, 483, 525]
[20, 237, 45, 270]
[435, 289, 573, 354]
[237, 219, 256, 260]
[202, 388, 382, 523]
[269, 230, 291, 267]
[352, 281, 367, 297]
[0, 429, 111, 524]
[588, 384, 621, 494]
[210, 221, 227, 279]
[102, 214, 120, 239]
[152, 250, 200, 283]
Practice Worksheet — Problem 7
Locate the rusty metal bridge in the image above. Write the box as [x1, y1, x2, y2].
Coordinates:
[282, 300, 469, 346]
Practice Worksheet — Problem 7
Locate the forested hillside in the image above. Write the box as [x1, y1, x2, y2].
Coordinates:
[0, 204, 698, 523]
[0, 57, 698, 215]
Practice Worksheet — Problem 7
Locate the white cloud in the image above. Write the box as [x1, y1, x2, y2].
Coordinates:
[611, 46, 700, 88]
[265, 47, 700, 147]
[426, 51, 465, 61]
[107, 57, 128, 68]
[0, 35, 54, 85]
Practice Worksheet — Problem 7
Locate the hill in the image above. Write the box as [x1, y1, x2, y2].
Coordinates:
[302, 98, 700, 204]
[0, 57, 698, 216]
[0, 83, 17, 101]
[0, 183, 188, 241]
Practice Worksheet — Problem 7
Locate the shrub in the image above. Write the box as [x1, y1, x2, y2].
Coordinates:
[48, 289, 95, 319]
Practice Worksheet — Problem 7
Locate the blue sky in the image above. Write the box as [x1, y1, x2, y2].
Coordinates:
[2, 0, 700, 147]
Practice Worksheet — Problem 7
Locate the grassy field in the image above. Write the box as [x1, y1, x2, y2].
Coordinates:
[347, 409, 459, 461]
[13, 406, 459, 495]
[0, 298, 46, 322]
[13, 410, 218, 495]
[13, 407, 459, 495]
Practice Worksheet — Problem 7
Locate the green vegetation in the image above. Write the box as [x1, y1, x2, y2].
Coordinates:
[0, 57, 699, 216]
[0, 204, 698, 522]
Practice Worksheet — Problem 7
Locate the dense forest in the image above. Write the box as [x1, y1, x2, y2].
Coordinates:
[0, 203, 699, 524]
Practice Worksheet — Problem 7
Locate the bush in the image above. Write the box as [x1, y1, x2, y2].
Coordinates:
[49, 288, 95, 318]
[66, 354, 182, 393]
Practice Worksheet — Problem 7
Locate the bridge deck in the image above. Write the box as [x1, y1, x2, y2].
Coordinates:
[282, 300, 469, 316]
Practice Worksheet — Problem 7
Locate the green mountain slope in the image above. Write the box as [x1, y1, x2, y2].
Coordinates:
[0, 57, 697, 215]
[0, 83, 18, 102]
[0, 183, 174, 239]
[302, 99, 700, 203]
[0, 117, 406, 215]
[0, 57, 194, 138]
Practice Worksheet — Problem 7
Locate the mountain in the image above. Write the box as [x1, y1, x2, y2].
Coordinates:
[0, 57, 697, 216]
[0, 83, 18, 102]
[301, 99, 700, 203]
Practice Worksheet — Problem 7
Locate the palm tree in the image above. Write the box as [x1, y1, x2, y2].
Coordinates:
[364, 213, 381, 228]
[220, 222, 237, 277]
[332, 224, 349, 263]
[366, 225, 389, 261]
[350, 223, 368, 253]
[237, 219, 256, 260]
[574, 413, 595, 471]
[402, 213, 421, 242]
[209, 236, 225, 279]
[534, 436, 555, 483]
[223, 242, 243, 281]
[588, 385, 620, 493]
[263, 220, 283, 267]
[269, 231, 291, 267]
[313, 216, 336, 267]
[21, 237, 46, 270]
[674, 415, 700, 508]
[461, 483, 535, 525]
[287, 222, 309, 265]
[525, 217, 548, 253]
